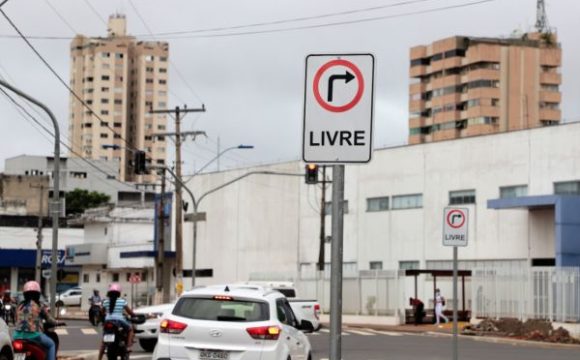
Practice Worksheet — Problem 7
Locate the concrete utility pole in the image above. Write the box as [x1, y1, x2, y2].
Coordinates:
[330, 165, 345, 360]
[155, 169, 170, 303]
[30, 184, 45, 283]
[0, 79, 60, 317]
[150, 104, 206, 296]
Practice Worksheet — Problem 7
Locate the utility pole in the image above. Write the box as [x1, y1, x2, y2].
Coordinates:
[155, 169, 170, 303]
[30, 184, 45, 283]
[317, 166, 327, 272]
[150, 104, 205, 296]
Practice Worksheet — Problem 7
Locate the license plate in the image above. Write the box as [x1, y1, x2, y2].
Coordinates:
[199, 350, 229, 360]
[14, 354, 25, 360]
[103, 334, 115, 343]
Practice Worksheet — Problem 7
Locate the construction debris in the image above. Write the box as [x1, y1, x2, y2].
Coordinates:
[462, 318, 580, 344]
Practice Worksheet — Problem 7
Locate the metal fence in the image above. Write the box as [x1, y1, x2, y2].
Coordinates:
[472, 267, 580, 323]
[294, 270, 406, 319]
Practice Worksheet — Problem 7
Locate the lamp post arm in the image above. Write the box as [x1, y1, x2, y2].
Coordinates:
[0, 78, 60, 317]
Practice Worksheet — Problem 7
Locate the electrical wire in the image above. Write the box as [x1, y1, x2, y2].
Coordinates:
[42, 0, 77, 34]
[82, 0, 107, 26]
[127, 0, 204, 106]
[0, 0, 496, 41]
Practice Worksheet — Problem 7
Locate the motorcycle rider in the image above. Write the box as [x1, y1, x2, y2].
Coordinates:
[13, 281, 56, 360]
[2, 290, 15, 323]
[88, 289, 102, 325]
[98, 283, 135, 360]
[89, 289, 102, 305]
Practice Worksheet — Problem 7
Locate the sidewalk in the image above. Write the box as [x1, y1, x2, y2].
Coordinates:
[319, 314, 580, 350]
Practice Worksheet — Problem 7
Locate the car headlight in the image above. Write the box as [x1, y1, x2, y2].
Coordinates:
[146, 312, 164, 319]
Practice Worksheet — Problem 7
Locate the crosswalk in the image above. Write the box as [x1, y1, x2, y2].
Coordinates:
[54, 327, 100, 336]
[309, 328, 407, 337]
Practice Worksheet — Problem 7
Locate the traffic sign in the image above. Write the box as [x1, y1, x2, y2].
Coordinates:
[303, 54, 375, 163]
[42, 269, 51, 279]
[443, 207, 469, 247]
[129, 273, 141, 284]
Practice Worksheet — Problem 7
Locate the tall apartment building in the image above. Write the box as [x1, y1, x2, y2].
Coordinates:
[69, 14, 168, 182]
[408, 32, 561, 144]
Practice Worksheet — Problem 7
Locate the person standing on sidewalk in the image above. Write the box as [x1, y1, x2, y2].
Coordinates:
[434, 289, 449, 327]
[409, 297, 425, 325]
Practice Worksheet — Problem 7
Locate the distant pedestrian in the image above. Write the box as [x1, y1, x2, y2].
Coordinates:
[434, 288, 449, 327]
[409, 297, 425, 325]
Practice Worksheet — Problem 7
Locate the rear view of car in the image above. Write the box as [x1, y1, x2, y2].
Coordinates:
[154, 286, 311, 360]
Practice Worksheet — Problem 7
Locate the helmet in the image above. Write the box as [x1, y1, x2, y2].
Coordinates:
[108, 283, 121, 293]
[23, 281, 41, 293]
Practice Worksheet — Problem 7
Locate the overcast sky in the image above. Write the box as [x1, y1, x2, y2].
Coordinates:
[0, 0, 578, 174]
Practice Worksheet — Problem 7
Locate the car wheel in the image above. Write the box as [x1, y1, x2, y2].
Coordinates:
[55, 300, 64, 307]
[307, 353, 312, 360]
[0, 347, 11, 360]
[138, 339, 157, 353]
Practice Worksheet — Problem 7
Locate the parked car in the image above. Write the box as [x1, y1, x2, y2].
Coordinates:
[240, 281, 321, 331]
[153, 284, 314, 360]
[133, 303, 174, 352]
[0, 318, 13, 360]
[55, 287, 82, 307]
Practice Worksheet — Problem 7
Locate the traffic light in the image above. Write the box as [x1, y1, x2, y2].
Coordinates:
[305, 164, 319, 184]
[134, 151, 147, 175]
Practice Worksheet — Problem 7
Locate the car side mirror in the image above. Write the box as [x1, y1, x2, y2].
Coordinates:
[296, 319, 314, 333]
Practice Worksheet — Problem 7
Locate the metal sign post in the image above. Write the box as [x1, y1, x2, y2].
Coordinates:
[329, 165, 344, 360]
[443, 207, 468, 360]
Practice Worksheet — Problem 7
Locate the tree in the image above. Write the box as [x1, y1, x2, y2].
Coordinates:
[65, 188, 111, 216]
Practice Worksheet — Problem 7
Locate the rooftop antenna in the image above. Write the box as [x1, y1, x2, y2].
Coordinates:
[535, 0, 550, 33]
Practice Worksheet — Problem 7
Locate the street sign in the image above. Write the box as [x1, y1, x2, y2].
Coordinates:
[129, 273, 141, 284]
[42, 269, 51, 279]
[443, 207, 469, 247]
[303, 54, 375, 163]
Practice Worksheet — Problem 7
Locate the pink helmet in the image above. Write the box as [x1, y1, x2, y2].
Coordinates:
[23, 281, 41, 293]
[108, 283, 121, 293]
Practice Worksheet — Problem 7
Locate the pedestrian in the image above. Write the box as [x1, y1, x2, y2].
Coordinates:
[434, 288, 449, 327]
[409, 297, 425, 325]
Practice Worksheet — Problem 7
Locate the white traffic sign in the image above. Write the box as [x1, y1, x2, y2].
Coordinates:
[443, 207, 469, 247]
[302, 54, 375, 163]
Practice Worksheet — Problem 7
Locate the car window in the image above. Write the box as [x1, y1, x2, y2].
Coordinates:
[282, 300, 298, 327]
[276, 299, 288, 324]
[173, 296, 269, 322]
[276, 289, 296, 298]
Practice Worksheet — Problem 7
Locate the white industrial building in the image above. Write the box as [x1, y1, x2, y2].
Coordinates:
[182, 122, 580, 287]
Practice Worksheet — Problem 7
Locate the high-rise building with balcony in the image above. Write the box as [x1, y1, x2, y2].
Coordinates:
[408, 33, 561, 144]
[69, 14, 168, 183]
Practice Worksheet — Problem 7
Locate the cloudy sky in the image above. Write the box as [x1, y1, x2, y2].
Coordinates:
[0, 0, 578, 174]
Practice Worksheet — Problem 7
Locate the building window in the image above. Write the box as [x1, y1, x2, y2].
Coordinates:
[399, 261, 420, 270]
[160, 56, 167, 62]
[83, 274, 89, 283]
[101, 110, 109, 115]
[159, 68, 167, 73]
[96, 273, 101, 283]
[114, 122, 122, 128]
[145, 55, 154, 62]
[114, 99, 122, 105]
[500, 185, 528, 199]
[100, 133, 109, 139]
[146, 79, 154, 84]
[554, 181, 580, 195]
[101, 52, 110, 58]
[369, 261, 383, 270]
[101, 98, 109, 104]
[159, 79, 166, 85]
[101, 75, 110, 81]
[392, 194, 422, 210]
[115, 53, 124, 59]
[101, 87, 110, 92]
[112, 273, 119, 282]
[449, 190, 476, 205]
[541, 84, 559, 92]
[367, 197, 389, 212]
[324, 201, 349, 215]
[146, 67, 154, 72]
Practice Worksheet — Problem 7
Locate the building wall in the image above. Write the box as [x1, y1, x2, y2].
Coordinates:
[183, 123, 580, 286]
[69, 14, 168, 183]
[0, 174, 49, 216]
[409, 33, 562, 144]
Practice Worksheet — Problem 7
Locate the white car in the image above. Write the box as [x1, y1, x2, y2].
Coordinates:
[153, 284, 314, 360]
[55, 287, 82, 307]
[134, 303, 174, 352]
[0, 318, 13, 360]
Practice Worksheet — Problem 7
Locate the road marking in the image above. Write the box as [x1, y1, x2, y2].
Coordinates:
[345, 329, 373, 336]
[54, 329, 68, 335]
[129, 355, 151, 359]
[363, 329, 405, 337]
[81, 328, 98, 335]
[320, 328, 330, 333]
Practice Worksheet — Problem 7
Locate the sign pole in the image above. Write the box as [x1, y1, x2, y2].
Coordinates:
[329, 165, 344, 360]
[452, 245, 458, 360]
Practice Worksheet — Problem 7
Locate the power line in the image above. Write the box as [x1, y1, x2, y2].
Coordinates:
[0, 0, 496, 41]
[42, 0, 77, 34]
[82, 0, 107, 26]
[127, 0, 204, 106]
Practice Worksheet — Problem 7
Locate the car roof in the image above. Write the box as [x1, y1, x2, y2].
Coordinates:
[181, 284, 284, 301]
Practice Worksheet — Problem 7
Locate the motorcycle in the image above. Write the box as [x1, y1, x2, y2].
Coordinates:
[89, 302, 103, 326]
[12, 319, 66, 360]
[2, 303, 15, 325]
[103, 316, 145, 360]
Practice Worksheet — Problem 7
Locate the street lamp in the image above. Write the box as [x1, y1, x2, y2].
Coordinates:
[188, 144, 254, 179]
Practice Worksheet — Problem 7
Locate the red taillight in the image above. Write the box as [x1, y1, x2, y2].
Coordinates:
[246, 326, 281, 340]
[160, 319, 187, 334]
[13, 340, 24, 351]
[213, 295, 233, 301]
[314, 304, 321, 320]
[104, 322, 115, 330]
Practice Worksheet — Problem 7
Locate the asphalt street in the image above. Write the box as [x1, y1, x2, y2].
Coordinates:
[54, 321, 580, 360]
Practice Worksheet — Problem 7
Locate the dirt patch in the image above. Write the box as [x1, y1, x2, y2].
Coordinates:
[462, 318, 580, 344]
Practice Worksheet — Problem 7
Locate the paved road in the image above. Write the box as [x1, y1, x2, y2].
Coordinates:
[56, 321, 579, 360]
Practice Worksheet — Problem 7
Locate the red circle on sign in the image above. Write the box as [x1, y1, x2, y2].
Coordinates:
[447, 210, 466, 229]
[313, 59, 364, 113]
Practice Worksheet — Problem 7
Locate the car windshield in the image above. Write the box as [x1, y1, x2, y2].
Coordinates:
[173, 297, 269, 322]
